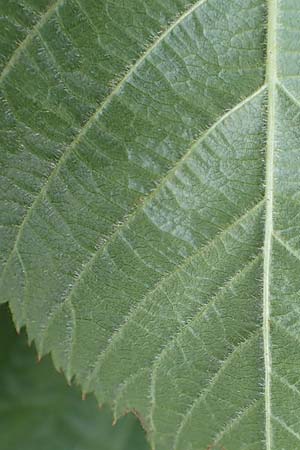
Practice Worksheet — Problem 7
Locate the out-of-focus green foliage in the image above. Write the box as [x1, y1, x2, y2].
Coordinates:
[0, 305, 149, 450]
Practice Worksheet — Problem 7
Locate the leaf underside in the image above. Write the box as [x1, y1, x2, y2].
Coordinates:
[1, 0, 300, 449]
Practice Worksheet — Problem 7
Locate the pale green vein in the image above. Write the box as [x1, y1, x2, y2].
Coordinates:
[211, 399, 262, 447]
[149, 253, 262, 439]
[273, 232, 300, 263]
[272, 319, 300, 345]
[264, 0, 278, 448]
[173, 330, 260, 450]
[0, 0, 63, 84]
[278, 82, 300, 110]
[63, 88, 265, 380]
[272, 415, 300, 441]
[36, 84, 266, 368]
[0, 0, 210, 290]
[272, 371, 300, 398]
[113, 368, 151, 420]
[87, 239, 262, 395]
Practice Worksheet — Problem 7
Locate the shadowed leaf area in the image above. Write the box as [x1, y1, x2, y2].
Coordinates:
[0, 305, 149, 450]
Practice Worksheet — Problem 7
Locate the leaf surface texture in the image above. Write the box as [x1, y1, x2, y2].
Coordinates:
[1, 0, 300, 448]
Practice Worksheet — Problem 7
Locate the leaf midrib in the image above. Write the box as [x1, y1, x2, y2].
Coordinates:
[264, 0, 277, 448]
[0, 2, 289, 447]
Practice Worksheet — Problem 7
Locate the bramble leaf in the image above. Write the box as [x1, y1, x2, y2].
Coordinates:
[1, 0, 300, 448]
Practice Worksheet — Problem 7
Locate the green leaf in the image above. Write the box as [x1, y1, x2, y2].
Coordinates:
[1, 0, 300, 448]
[0, 304, 149, 450]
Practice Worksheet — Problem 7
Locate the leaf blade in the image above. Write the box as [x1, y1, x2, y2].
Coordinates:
[3, 0, 300, 449]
